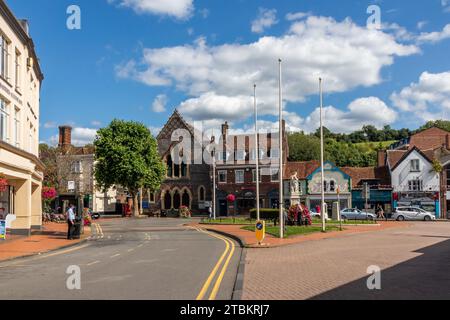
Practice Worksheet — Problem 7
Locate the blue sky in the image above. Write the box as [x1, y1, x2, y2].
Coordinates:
[7, 0, 450, 145]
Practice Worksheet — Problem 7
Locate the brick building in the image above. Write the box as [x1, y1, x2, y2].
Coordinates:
[214, 121, 288, 216]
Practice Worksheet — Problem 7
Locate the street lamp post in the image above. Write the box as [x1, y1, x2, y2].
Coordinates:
[254, 84, 260, 222]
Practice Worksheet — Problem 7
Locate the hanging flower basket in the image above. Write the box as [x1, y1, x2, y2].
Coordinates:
[0, 175, 8, 193]
[226, 194, 236, 203]
[42, 186, 57, 200]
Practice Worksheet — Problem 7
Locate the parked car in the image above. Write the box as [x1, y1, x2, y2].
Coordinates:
[340, 208, 376, 220]
[392, 207, 436, 221]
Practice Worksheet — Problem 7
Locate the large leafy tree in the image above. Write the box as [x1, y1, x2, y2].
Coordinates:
[94, 120, 166, 216]
[39, 143, 59, 188]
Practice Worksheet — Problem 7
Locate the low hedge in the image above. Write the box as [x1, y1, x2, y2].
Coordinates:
[249, 208, 284, 222]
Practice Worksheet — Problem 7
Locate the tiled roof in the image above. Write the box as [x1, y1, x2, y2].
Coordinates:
[341, 166, 391, 188]
[386, 150, 407, 168]
[284, 161, 320, 179]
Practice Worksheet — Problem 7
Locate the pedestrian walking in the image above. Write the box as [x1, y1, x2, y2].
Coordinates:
[376, 204, 385, 220]
[67, 204, 76, 240]
[208, 206, 213, 220]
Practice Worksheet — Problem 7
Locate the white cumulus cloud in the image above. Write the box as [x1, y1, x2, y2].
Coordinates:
[417, 24, 450, 43]
[302, 97, 397, 133]
[390, 71, 450, 121]
[251, 8, 278, 33]
[116, 15, 419, 132]
[152, 94, 168, 113]
[108, 0, 194, 19]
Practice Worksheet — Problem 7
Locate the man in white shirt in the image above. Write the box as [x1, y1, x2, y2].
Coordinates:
[67, 204, 76, 240]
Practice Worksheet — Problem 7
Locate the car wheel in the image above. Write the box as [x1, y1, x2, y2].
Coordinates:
[341, 215, 347, 220]
[397, 215, 405, 221]
[367, 216, 374, 221]
[424, 216, 431, 222]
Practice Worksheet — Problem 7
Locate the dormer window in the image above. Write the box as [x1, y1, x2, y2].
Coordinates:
[235, 150, 246, 161]
[250, 149, 265, 160]
[217, 151, 230, 161]
[269, 149, 280, 159]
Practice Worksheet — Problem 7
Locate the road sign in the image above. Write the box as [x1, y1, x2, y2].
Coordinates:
[255, 220, 265, 244]
[0, 220, 6, 240]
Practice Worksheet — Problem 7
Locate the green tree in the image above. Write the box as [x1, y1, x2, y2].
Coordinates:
[39, 143, 59, 188]
[418, 120, 450, 133]
[94, 120, 166, 217]
[288, 132, 320, 161]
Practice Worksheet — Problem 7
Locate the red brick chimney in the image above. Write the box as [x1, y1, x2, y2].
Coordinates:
[377, 149, 386, 167]
[221, 121, 229, 139]
[58, 126, 72, 150]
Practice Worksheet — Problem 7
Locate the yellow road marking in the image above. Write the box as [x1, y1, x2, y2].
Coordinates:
[194, 226, 235, 301]
[209, 236, 235, 300]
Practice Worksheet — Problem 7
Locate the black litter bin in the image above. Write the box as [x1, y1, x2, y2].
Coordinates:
[73, 222, 82, 239]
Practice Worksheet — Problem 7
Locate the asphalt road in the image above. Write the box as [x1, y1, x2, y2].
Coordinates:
[0, 218, 242, 300]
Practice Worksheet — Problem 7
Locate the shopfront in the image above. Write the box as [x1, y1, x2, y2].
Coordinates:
[393, 191, 439, 216]
[0, 186, 14, 219]
[352, 189, 393, 213]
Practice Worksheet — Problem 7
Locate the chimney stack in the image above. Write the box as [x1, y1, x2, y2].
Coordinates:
[377, 149, 386, 167]
[221, 121, 229, 139]
[446, 134, 450, 150]
[58, 126, 72, 150]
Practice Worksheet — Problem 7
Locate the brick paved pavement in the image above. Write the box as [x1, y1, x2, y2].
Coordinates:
[242, 222, 450, 300]
[0, 222, 91, 262]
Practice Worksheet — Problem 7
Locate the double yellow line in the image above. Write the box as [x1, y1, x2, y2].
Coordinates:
[193, 226, 236, 300]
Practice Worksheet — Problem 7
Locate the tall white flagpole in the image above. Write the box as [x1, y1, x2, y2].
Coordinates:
[278, 59, 284, 239]
[319, 78, 326, 232]
[212, 129, 216, 220]
[254, 84, 260, 222]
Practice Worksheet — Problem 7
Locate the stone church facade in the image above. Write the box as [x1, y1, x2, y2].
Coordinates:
[148, 110, 212, 215]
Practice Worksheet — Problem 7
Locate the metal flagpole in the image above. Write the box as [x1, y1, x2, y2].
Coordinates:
[254, 84, 260, 222]
[319, 78, 326, 233]
[278, 59, 284, 239]
[213, 138, 216, 220]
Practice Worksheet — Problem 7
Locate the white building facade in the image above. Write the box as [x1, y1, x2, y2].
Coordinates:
[389, 147, 440, 216]
[0, 1, 44, 235]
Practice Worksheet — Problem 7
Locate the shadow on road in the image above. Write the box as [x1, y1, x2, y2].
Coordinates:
[311, 238, 450, 300]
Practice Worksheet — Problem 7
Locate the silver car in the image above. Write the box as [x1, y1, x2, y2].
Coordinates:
[340, 208, 376, 220]
[392, 207, 436, 221]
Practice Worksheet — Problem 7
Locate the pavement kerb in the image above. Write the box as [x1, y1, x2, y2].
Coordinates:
[200, 227, 247, 301]
[0, 227, 93, 264]
[203, 227, 246, 248]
